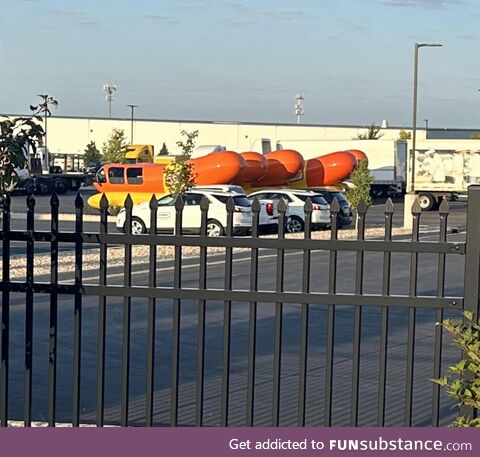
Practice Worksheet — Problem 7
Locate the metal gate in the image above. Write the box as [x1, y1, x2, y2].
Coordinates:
[0, 187, 479, 427]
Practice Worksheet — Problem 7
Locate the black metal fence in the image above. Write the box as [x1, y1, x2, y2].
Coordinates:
[0, 186, 479, 427]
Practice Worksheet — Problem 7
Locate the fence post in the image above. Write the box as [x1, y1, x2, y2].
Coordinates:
[461, 185, 480, 420]
[1, 195, 11, 427]
[464, 185, 480, 320]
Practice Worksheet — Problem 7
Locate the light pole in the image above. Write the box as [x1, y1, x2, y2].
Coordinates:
[424, 119, 429, 132]
[127, 104, 138, 144]
[34, 94, 58, 171]
[103, 83, 117, 118]
[411, 42, 442, 192]
[295, 94, 304, 124]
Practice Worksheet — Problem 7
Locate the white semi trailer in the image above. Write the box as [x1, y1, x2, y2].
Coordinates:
[410, 147, 480, 210]
[274, 139, 408, 198]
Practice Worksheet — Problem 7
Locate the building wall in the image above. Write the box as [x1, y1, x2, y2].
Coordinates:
[41, 116, 411, 155]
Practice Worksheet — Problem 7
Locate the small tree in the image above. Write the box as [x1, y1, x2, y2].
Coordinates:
[433, 311, 480, 427]
[83, 141, 102, 167]
[354, 123, 384, 140]
[164, 130, 198, 197]
[159, 142, 169, 155]
[345, 159, 374, 223]
[398, 130, 412, 140]
[102, 128, 127, 163]
[0, 116, 44, 197]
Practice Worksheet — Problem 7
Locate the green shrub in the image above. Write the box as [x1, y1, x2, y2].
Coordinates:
[433, 311, 480, 427]
[398, 130, 412, 140]
[345, 159, 374, 210]
[0, 116, 44, 196]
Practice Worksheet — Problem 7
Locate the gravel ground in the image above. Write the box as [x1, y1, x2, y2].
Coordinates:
[6, 227, 412, 279]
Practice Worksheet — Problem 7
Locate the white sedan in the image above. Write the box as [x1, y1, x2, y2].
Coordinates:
[116, 189, 253, 236]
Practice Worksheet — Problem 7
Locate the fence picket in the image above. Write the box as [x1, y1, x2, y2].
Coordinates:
[1, 195, 11, 427]
[48, 192, 59, 426]
[96, 193, 109, 426]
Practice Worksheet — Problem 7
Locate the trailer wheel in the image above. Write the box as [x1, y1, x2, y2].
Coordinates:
[70, 180, 82, 191]
[54, 178, 69, 194]
[371, 186, 387, 199]
[34, 179, 53, 195]
[418, 193, 436, 211]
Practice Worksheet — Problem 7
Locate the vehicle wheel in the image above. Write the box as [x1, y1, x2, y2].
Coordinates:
[34, 179, 53, 195]
[286, 216, 304, 233]
[70, 180, 82, 191]
[418, 193, 436, 211]
[53, 178, 69, 194]
[371, 186, 387, 199]
[206, 219, 224, 237]
[129, 217, 147, 235]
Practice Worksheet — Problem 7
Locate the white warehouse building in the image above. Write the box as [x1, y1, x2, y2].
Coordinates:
[11, 115, 418, 156]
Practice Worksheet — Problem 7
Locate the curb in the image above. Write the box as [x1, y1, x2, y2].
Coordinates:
[10, 213, 117, 223]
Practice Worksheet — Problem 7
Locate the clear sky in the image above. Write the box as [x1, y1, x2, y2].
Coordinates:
[1, 0, 479, 127]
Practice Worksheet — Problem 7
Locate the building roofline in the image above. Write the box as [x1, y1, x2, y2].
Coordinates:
[2, 112, 412, 130]
[3, 112, 479, 131]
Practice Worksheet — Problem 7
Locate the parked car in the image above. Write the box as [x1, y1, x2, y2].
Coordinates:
[305, 189, 353, 228]
[247, 195, 279, 233]
[116, 189, 252, 236]
[196, 185, 279, 232]
[248, 189, 330, 233]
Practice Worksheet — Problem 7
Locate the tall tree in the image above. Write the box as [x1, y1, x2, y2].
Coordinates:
[102, 128, 128, 163]
[159, 142, 169, 155]
[354, 123, 384, 140]
[83, 141, 102, 167]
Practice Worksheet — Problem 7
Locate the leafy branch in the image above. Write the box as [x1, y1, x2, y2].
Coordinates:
[433, 311, 480, 427]
[0, 116, 44, 197]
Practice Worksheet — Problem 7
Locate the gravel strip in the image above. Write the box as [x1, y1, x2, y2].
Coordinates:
[5, 227, 412, 279]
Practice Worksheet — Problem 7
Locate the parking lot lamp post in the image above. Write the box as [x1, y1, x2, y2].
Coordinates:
[103, 84, 117, 118]
[411, 43, 442, 193]
[127, 104, 138, 144]
[36, 94, 58, 170]
[295, 94, 304, 124]
[404, 43, 441, 230]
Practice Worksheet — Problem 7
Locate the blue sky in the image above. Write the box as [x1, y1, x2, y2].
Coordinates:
[1, 0, 478, 127]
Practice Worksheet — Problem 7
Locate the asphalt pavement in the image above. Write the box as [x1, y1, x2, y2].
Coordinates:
[2, 227, 466, 426]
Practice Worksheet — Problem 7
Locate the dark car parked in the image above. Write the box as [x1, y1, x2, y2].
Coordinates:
[304, 189, 353, 228]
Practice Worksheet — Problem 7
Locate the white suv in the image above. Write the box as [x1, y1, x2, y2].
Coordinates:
[116, 189, 252, 236]
[248, 189, 330, 233]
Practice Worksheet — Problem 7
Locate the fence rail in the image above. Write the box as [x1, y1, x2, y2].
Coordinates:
[0, 186, 479, 427]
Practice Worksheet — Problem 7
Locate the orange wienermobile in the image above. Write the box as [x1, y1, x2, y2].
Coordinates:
[88, 149, 366, 209]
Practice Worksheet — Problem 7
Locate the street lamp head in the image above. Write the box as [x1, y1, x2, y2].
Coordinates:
[417, 42, 443, 48]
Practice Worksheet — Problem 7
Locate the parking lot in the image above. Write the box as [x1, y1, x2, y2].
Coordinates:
[7, 188, 469, 236]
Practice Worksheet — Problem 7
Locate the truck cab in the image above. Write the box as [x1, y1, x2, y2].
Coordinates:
[124, 145, 154, 163]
